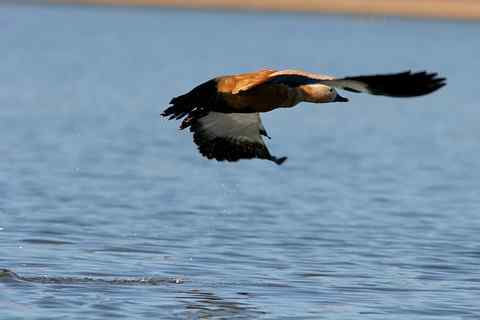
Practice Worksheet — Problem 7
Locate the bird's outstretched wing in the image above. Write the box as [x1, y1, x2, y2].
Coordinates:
[233, 69, 446, 97]
[188, 112, 286, 165]
[320, 71, 446, 97]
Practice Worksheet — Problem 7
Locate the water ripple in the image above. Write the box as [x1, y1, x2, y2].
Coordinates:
[0, 269, 183, 286]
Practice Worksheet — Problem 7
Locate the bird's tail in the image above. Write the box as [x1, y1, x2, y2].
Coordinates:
[161, 79, 217, 129]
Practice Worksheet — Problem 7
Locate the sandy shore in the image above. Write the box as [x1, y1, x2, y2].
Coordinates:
[47, 0, 480, 20]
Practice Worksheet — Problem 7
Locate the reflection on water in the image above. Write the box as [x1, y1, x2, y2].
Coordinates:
[180, 290, 265, 320]
[1, 268, 264, 319]
[1, 3, 480, 320]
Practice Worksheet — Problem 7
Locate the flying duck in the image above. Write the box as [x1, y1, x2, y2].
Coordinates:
[162, 69, 445, 165]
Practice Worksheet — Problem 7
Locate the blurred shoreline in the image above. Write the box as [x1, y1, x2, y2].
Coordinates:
[45, 0, 480, 20]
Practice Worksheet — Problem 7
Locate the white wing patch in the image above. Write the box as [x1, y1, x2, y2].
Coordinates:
[190, 112, 286, 165]
[195, 112, 264, 144]
[319, 79, 369, 93]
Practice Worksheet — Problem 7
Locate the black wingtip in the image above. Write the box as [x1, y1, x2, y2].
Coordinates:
[398, 70, 447, 96]
[161, 105, 176, 118]
[272, 156, 288, 165]
[346, 70, 447, 97]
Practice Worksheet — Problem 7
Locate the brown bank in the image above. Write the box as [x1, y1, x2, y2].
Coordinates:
[48, 0, 480, 20]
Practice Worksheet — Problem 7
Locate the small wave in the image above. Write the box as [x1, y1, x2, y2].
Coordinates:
[20, 238, 75, 245]
[0, 268, 183, 285]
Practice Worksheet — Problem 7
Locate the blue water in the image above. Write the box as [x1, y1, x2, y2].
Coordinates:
[1, 3, 480, 319]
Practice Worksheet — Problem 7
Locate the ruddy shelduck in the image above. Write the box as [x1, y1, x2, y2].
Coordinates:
[162, 69, 445, 165]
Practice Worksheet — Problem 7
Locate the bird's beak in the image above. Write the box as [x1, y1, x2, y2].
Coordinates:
[334, 94, 349, 102]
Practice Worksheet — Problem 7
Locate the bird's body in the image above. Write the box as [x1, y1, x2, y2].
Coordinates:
[162, 69, 445, 165]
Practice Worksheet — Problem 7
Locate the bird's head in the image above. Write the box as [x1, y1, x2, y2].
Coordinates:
[301, 84, 348, 103]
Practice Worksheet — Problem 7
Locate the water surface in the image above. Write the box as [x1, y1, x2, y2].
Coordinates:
[1, 4, 480, 319]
